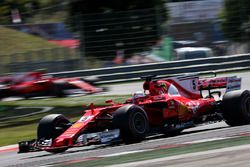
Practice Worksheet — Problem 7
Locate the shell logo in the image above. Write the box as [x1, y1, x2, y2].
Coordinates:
[72, 123, 83, 128]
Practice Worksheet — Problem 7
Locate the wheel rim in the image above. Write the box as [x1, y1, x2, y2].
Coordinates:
[131, 112, 147, 134]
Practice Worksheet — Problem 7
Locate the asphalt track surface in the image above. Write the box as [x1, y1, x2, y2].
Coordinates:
[111, 144, 250, 167]
[1, 71, 250, 167]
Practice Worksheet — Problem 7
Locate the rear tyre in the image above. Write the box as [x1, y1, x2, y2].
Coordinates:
[37, 114, 70, 153]
[221, 90, 250, 126]
[113, 105, 149, 143]
[0, 87, 10, 99]
[52, 83, 66, 97]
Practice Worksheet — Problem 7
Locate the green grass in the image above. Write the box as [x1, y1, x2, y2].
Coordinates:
[56, 136, 250, 167]
[0, 26, 59, 57]
[0, 26, 81, 74]
[0, 124, 37, 146]
[0, 95, 130, 107]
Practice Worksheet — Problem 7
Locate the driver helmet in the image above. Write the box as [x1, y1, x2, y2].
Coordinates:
[150, 80, 170, 95]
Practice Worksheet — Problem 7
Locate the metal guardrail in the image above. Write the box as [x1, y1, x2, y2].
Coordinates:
[50, 54, 250, 84]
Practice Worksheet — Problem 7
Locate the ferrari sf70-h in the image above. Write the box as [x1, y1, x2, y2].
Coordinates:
[18, 74, 250, 153]
[0, 71, 104, 99]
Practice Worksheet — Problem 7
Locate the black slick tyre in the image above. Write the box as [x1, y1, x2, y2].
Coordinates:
[221, 90, 250, 126]
[52, 83, 66, 97]
[113, 105, 149, 143]
[37, 114, 70, 153]
[0, 87, 10, 99]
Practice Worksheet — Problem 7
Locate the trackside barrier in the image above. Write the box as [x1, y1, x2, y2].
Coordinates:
[97, 67, 250, 84]
[49, 54, 250, 84]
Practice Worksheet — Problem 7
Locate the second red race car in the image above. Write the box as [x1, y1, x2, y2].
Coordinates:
[0, 71, 104, 99]
[18, 74, 249, 153]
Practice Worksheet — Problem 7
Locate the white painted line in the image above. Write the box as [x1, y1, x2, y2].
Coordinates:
[102, 149, 153, 157]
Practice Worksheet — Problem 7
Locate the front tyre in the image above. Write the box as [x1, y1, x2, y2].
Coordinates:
[113, 105, 149, 143]
[221, 90, 250, 126]
[37, 114, 70, 153]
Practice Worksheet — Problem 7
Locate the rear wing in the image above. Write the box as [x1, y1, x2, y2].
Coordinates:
[198, 76, 241, 92]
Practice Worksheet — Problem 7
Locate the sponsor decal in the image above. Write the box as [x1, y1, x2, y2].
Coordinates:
[192, 79, 196, 90]
[79, 115, 94, 122]
[100, 129, 120, 143]
[226, 77, 241, 92]
[72, 123, 83, 128]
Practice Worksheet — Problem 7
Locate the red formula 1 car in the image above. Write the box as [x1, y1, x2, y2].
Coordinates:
[0, 71, 104, 99]
[18, 74, 250, 153]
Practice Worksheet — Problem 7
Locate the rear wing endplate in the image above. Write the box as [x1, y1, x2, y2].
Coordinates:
[225, 76, 241, 92]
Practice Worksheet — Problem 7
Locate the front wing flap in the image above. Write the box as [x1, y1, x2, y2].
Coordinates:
[18, 129, 121, 153]
[18, 139, 41, 153]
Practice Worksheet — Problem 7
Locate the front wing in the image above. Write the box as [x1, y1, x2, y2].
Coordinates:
[18, 129, 121, 153]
